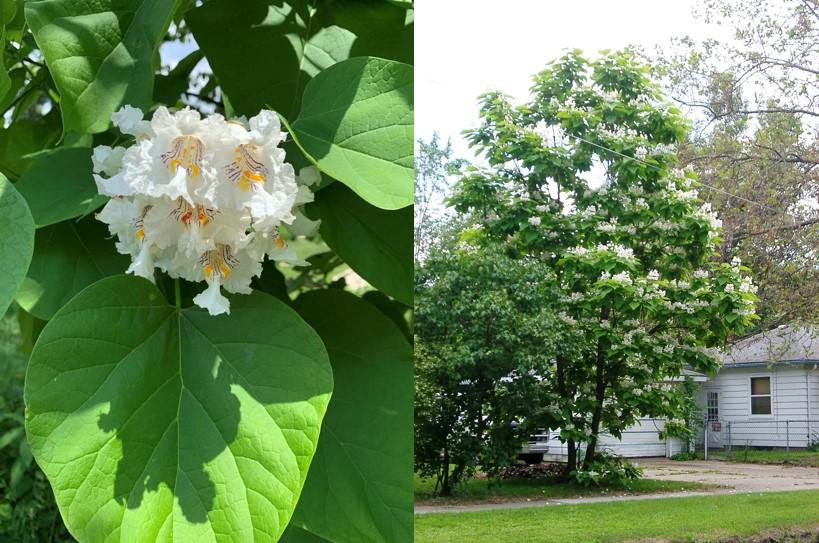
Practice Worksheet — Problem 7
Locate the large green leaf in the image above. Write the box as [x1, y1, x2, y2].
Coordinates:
[15, 147, 106, 228]
[15, 215, 130, 320]
[25, 0, 182, 134]
[0, 111, 61, 180]
[280, 524, 334, 543]
[25, 276, 333, 542]
[289, 57, 413, 210]
[291, 290, 412, 543]
[0, 26, 11, 103]
[308, 182, 412, 305]
[0, 174, 34, 316]
[186, 0, 413, 121]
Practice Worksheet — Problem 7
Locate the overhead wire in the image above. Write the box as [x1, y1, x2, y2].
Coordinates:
[566, 133, 802, 225]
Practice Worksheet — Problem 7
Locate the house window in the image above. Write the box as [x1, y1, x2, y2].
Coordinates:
[750, 376, 772, 415]
[706, 391, 719, 421]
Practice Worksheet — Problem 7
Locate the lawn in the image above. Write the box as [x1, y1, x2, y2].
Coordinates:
[706, 448, 819, 466]
[415, 490, 819, 543]
[415, 470, 715, 505]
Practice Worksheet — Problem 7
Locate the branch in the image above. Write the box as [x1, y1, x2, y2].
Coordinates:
[732, 216, 819, 241]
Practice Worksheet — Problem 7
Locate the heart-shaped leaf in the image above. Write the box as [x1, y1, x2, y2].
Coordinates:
[289, 57, 413, 210]
[291, 289, 412, 543]
[308, 182, 412, 305]
[186, 0, 413, 120]
[15, 147, 106, 228]
[26, 0, 182, 134]
[0, 174, 34, 315]
[15, 215, 130, 320]
[25, 275, 333, 541]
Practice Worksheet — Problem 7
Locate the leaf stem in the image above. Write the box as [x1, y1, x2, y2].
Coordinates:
[174, 278, 181, 309]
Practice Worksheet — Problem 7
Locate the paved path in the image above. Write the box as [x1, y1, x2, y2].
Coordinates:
[415, 458, 819, 515]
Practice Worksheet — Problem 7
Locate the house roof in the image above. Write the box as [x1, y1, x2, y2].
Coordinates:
[721, 325, 819, 367]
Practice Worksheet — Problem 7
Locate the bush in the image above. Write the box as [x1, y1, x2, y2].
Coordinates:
[670, 451, 698, 461]
[569, 454, 642, 486]
[0, 306, 73, 542]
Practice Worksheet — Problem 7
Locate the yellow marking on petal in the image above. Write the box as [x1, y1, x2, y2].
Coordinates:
[200, 244, 239, 282]
[161, 135, 204, 178]
[224, 144, 268, 191]
[271, 227, 287, 249]
[170, 198, 215, 229]
[133, 205, 152, 245]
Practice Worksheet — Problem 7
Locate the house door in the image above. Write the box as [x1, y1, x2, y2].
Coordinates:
[704, 390, 723, 449]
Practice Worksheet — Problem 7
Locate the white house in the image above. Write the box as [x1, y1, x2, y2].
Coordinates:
[543, 370, 706, 461]
[700, 325, 819, 450]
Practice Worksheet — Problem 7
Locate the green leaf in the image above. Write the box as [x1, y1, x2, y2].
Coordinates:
[15, 147, 106, 228]
[280, 525, 334, 543]
[0, 27, 11, 103]
[15, 215, 130, 320]
[25, 0, 182, 134]
[0, 0, 17, 24]
[17, 305, 47, 357]
[0, 175, 34, 316]
[0, 111, 61, 180]
[291, 289, 412, 543]
[186, 0, 413, 120]
[308, 182, 412, 305]
[25, 276, 333, 541]
[289, 57, 413, 210]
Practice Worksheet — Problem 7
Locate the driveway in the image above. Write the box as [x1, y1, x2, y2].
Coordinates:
[638, 457, 819, 493]
[415, 458, 819, 515]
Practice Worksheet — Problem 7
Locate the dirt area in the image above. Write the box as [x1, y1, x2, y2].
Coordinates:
[637, 457, 819, 493]
[415, 458, 819, 514]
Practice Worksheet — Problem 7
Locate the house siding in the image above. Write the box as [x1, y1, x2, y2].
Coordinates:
[543, 418, 671, 461]
[707, 365, 819, 448]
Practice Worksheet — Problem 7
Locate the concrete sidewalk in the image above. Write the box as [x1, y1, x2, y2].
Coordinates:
[415, 458, 819, 515]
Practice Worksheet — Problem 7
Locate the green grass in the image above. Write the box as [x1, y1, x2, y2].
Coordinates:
[415, 472, 715, 505]
[415, 490, 819, 543]
[708, 448, 819, 467]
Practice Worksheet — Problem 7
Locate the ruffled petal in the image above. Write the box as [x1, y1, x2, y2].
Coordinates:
[193, 280, 231, 316]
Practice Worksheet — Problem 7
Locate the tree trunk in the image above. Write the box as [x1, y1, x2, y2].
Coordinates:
[584, 315, 609, 468]
[565, 438, 577, 479]
[440, 446, 451, 496]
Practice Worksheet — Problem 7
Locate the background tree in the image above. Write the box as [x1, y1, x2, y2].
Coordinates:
[654, 0, 819, 328]
[414, 230, 558, 495]
[414, 133, 465, 261]
[449, 51, 757, 480]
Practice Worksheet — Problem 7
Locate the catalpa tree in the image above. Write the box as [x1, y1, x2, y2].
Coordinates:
[0, 1, 413, 542]
[450, 51, 758, 480]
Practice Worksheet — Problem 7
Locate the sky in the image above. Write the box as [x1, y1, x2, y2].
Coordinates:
[415, 0, 727, 159]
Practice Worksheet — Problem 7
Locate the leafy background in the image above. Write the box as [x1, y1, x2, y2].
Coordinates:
[0, 1, 413, 542]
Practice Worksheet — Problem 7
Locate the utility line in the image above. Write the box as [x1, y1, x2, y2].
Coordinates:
[567, 133, 797, 221]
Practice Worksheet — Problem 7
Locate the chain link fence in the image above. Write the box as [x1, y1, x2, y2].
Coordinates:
[699, 419, 819, 462]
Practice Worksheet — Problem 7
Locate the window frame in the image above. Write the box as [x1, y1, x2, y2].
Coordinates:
[749, 375, 773, 417]
[706, 390, 719, 421]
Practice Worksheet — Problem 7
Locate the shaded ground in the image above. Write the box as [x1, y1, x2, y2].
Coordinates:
[415, 458, 819, 514]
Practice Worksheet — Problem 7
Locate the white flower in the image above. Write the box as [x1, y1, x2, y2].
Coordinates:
[725, 283, 735, 293]
[94, 106, 312, 315]
[528, 216, 541, 226]
[611, 271, 633, 286]
[647, 269, 660, 281]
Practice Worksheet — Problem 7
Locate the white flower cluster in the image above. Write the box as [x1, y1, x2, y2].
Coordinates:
[93, 106, 319, 316]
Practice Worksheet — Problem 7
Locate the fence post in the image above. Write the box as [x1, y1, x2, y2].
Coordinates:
[786, 420, 790, 463]
[704, 416, 708, 461]
[726, 421, 731, 461]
